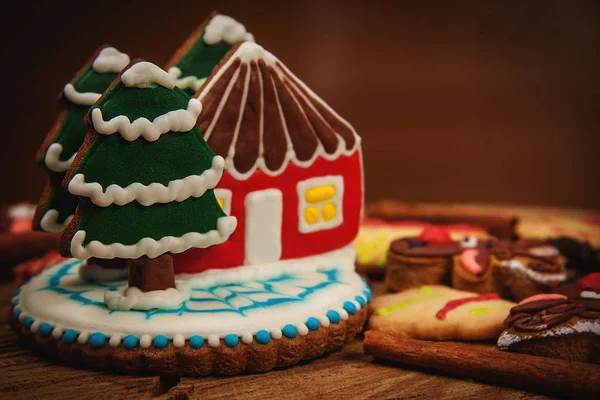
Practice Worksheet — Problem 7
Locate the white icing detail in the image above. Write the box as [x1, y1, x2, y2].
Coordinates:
[244, 189, 283, 265]
[7, 203, 35, 220]
[15, 253, 367, 342]
[296, 324, 309, 336]
[52, 327, 64, 340]
[317, 315, 330, 328]
[173, 334, 185, 348]
[208, 335, 220, 347]
[460, 236, 479, 249]
[92, 47, 130, 74]
[499, 260, 567, 284]
[498, 320, 600, 350]
[213, 188, 232, 215]
[31, 321, 41, 332]
[140, 334, 152, 348]
[297, 176, 344, 234]
[184, 246, 356, 287]
[63, 83, 101, 106]
[44, 143, 76, 173]
[78, 260, 129, 282]
[109, 335, 121, 347]
[104, 282, 191, 311]
[68, 156, 225, 207]
[196, 42, 361, 180]
[40, 210, 74, 233]
[241, 333, 253, 344]
[271, 330, 282, 340]
[529, 246, 560, 257]
[18, 312, 27, 323]
[91, 98, 202, 142]
[168, 67, 207, 92]
[70, 216, 236, 260]
[203, 14, 254, 45]
[352, 300, 362, 311]
[78, 332, 89, 344]
[581, 290, 600, 299]
[338, 308, 349, 321]
[122, 61, 175, 89]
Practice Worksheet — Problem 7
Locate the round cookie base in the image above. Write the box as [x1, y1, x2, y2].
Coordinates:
[10, 307, 368, 376]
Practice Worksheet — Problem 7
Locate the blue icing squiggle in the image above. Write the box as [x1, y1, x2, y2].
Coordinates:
[37, 261, 348, 321]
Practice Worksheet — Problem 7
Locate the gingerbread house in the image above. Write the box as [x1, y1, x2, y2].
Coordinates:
[173, 42, 363, 273]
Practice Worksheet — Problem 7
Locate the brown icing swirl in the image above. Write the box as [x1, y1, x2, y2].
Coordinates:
[389, 238, 462, 258]
[527, 259, 562, 273]
[506, 298, 600, 333]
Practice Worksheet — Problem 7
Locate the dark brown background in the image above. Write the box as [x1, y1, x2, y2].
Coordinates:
[1, 0, 598, 210]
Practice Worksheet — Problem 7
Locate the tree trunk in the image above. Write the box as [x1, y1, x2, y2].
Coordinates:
[89, 257, 128, 269]
[128, 254, 176, 292]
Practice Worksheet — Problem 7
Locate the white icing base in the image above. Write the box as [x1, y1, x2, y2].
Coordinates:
[78, 260, 129, 282]
[203, 14, 254, 45]
[44, 143, 76, 173]
[17, 249, 367, 340]
[498, 320, 600, 350]
[104, 281, 191, 311]
[63, 84, 101, 107]
[93, 47, 130, 74]
[168, 67, 207, 92]
[499, 260, 567, 285]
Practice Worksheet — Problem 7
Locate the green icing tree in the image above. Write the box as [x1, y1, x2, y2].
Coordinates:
[62, 60, 236, 295]
[166, 11, 254, 96]
[34, 45, 130, 233]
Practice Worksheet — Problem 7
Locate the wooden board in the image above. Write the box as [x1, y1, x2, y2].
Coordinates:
[0, 281, 550, 399]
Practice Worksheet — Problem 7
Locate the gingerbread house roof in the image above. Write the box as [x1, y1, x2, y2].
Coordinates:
[195, 42, 361, 180]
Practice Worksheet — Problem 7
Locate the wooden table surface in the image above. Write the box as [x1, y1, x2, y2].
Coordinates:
[0, 279, 550, 400]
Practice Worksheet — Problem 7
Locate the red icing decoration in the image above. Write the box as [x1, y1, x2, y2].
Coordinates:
[577, 273, 600, 292]
[435, 293, 501, 320]
[417, 226, 452, 244]
[461, 249, 483, 275]
[172, 151, 363, 273]
[10, 219, 33, 234]
[518, 293, 567, 305]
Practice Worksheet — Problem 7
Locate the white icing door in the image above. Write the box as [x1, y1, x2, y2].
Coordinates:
[244, 189, 283, 265]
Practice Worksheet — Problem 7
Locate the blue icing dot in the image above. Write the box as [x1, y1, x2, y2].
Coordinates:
[123, 335, 138, 350]
[13, 288, 21, 297]
[89, 332, 106, 349]
[255, 330, 270, 344]
[355, 295, 366, 308]
[153, 335, 168, 349]
[282, 324, 297, 339]
[363, 290, 372, 302]
[11, 299, 18, 308]
[306, 317, 320, 331]
[39, 323, 53, 337]
[189, 335, 204, 349]
[23, 317, 34, 329]
[327, 310, 341, 324]
[62, 329, 78, 345]
[224, 334, 239, 347]
[14, 309, 22, 321]
[343, 301, 357, 315]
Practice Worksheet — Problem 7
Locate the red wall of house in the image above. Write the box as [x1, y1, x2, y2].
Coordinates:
[172, 150, 363, 274]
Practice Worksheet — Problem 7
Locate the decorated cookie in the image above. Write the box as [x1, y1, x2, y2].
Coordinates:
[14, 41, 370, 377]
[34, 45, 130, 233]
[60, 59, 236, 308]
[492, 239, 567, 301]
[384, 227, 463, 292]
[165, 11, 253, 95]
[368, 285, 515, 341]
[172, 40, 363, 273]
[498, 293, 600, 363]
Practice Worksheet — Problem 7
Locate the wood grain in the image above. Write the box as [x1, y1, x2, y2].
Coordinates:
[0, 281, 551, 399]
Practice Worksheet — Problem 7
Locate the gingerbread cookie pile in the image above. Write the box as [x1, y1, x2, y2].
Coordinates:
[385, 227, 567, 301]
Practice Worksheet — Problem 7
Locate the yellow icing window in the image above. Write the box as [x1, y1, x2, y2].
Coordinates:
[213, 189, 232, 215]
[216, 198, 225, 210]
[297, 176, 344, 234]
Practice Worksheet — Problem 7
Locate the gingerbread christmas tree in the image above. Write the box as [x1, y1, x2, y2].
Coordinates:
[34, 45, 130, 233]
[61, 60, 237, 309]
[165, 11, 254, 95]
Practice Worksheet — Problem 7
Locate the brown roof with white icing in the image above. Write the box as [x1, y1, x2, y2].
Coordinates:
[195, 42, 360, 179]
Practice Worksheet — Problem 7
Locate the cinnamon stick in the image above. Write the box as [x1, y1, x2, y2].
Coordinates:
[363, 330, 600, 398]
